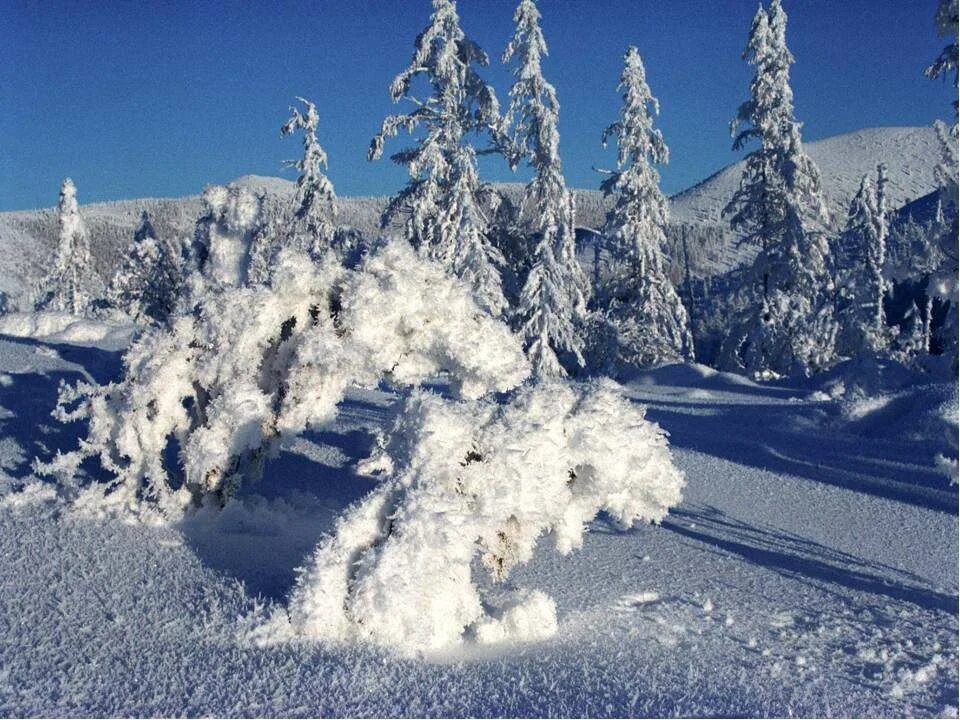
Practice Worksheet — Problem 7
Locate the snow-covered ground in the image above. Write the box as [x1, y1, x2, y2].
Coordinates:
[0, 332, 955, 717]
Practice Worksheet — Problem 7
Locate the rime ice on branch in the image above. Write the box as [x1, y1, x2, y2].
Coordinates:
[500, 0, 590, 376]
[592, 46, 693, 371]
[369, 0, 507, 316]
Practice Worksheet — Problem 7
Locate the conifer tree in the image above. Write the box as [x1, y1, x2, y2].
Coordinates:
[35, 178, 99, 315]
[721, 0, 836, 376]
[836, 166, 894, 355]
[107, 210, 184, 325]
[924, 0, 959, 365]
[280, 97, 338, 258]
[593, 46, 693, 369]
[501, 0, 590, 376]
[369, 0, 506, 315]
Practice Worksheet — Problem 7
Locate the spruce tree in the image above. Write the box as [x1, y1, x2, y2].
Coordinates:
[107, 210, 184, 325]
[721, 0, 836, 376]
[369, 0, 506, 315]
[593, 46, 693, 370]
[501, 0, 590, 376]
[836, 166, 893, 355]
[924, 0, 959, 366]
[35, 178, 98, 315]
[280, 97, 338, 258]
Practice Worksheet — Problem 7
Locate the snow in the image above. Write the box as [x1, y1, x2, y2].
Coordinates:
[0, 311, 136, 351]
[0, 127, 942, 308]
[0, 330, 954, 716]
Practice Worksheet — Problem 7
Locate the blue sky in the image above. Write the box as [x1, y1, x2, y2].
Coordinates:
[1, 0, 954, 211]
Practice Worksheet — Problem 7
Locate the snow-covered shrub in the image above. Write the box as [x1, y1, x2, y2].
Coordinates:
[38, 239, 529, 520]
[261, 378, 684, 653]
[186, 183, 264, 295]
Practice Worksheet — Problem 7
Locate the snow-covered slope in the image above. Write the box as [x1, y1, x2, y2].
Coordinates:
[669, 127, 942, 275]
[672, 126, 940, 227]
[0, 126, 942, 307]
[0, 337, 954, 716]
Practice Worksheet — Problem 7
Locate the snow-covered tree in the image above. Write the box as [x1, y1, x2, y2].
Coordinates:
[107, 211, 185, 326]
[925, 0, 959, 117]
[924, 0, 959, 366]
[185, 184, 264, 297]
[38, 238, 530, 519]
[500, 0, 590, 376]
[720, 0, 837, 376]
[836, 166, 894, 355]
[34, 178, 101, 315]
[591, 46, 693, 370]
[280, 97, 338, 258]
[892, 300, 927, 364]
[254, 378, 684, 653]
[369, 0, 507, 315]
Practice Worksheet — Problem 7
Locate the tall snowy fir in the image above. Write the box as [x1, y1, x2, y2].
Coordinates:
[923, 0, 959, 366]
[500, 0, 590, 376]
[34, 178, 99, 315]
[836, 166, 893, 356]
[592, 46, 693, 370]
[721, 0, 836, 376]
[280, 97, 339, 258]
[107, 210, 184, 326]
[369, 0, 506, 316]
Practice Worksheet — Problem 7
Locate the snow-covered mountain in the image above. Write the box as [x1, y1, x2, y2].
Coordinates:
[0, 126, 943, 308]
[667, 126, 943, 276]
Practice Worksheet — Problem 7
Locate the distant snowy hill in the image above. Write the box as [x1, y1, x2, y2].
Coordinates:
[672, 126, 941, 226]
[0, 126, 942, 308]
[668, 126, 942, 276]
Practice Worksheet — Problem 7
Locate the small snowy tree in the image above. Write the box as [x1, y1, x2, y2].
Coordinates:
[500, 0, 590, 376]
[185, 184, 264, 297]
[280, 97, 338, 258]
[35, 178, 101, 315]
[369, 0, 507, 315]
[592, 46, 693, 370]
[836, 166, 894, 355]
[255, 378, 684, 653]
[107, 211, 184, 326]
[720, 0, 837, 376]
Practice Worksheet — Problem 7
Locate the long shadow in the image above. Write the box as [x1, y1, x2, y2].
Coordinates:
[179, 416, 384, 602]
[640, 397, 957, 514]
[0, 337, 124, 482]
[661, 505, 958, 614]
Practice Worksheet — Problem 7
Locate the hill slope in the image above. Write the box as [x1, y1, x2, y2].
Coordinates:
[0, 126, 942, 307]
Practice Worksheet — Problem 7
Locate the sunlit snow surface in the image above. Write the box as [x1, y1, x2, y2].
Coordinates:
[0, 334, 955, 717]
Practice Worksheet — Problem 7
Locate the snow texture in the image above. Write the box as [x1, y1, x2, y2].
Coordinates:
[264, 378, 684, 652]
[37, 239, 529, 519]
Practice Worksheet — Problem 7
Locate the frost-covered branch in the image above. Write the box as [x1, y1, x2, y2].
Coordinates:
[256, 378, 684, 652]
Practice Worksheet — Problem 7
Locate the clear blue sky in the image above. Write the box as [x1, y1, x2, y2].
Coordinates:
[1, 0, 954, 211]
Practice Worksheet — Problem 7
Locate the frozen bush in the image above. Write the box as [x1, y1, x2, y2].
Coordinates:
[37, 239, 529, 520]
[262, 378, 684, 653]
